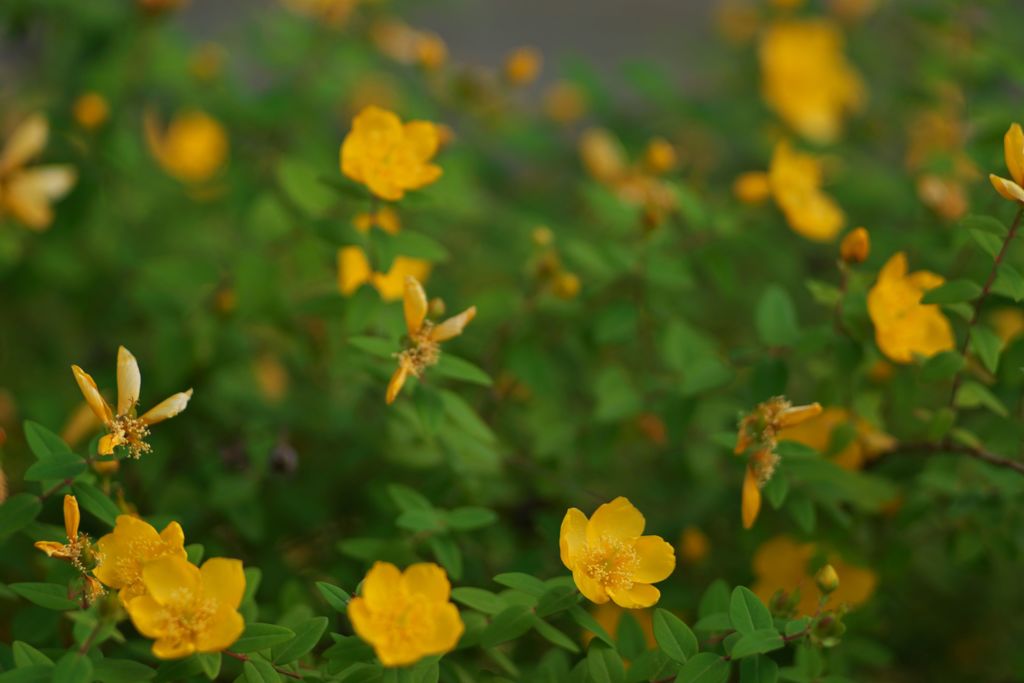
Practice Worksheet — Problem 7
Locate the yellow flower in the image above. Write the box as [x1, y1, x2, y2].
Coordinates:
[839, 226, 870, 264]
[504, 46, 543, 86]
[0, 113, 77, 230]
[415, 33, 448, 71]
[34, 495, 89, 566]
[144, 109, 228, 183]
[340, 106, 443, 201]
[126, 555, 245, 660]
[679, 525, 710, 564]
[867, 252, 954, 363]
[560, 497, 676, 608]
[989, 123, 1024, 202]
[752, 536, 876, 616]
[338, 208, 432, 300]
[769, 140, 844, 241]
[71, 346, 193, 458]
[759, 19, 865, 144]
[578, 128, 678, 221]
[643, 138, 678, 175]
[348, 561, 464, 667]
[733, 171, 772, 204]
[778, 406, 894, 471]
[73, 93, 109, 131]
[93, 514, 187, 603]
[990, 308, 1024, 345]
[386, 276, 476, 404]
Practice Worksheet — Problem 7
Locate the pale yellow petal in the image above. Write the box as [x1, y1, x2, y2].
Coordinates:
[403, 276, 428, 336]
[386, 365, 408, 405]
[140, 390, 192, 425]
[559, 507, 588, 569]
[1004, 123, 1024, 187]
[34, 540, 70, 558]
[0, 114, 47, 174]
[586, 497, 645, 544]
[200, 558, 246, 609]
[631, 536, 676, 584]
[742, 467, 762, 530]
[116, 346, 141, 416]
[990, 174, 1024, 202]
[71, 365, 113, 425]
[63, 495, 80, 540]
[429, 306, 477, 342]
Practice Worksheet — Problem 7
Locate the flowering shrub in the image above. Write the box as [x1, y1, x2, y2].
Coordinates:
[1, 0, 1023, 682]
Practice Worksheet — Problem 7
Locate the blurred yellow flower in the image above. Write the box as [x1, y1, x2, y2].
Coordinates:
[73, 93, 109, 131]
[643, 138, 678, 175]
[560, 496, 676, 608]
[778, 406, 894, 471]
[759, 19, 865, 144]
[579, 128, 677, 222]
[93, 514, 188, 602]
[0, 113, 77, 230]
[679, 525, 710, 564]
[341, 106, 442, 201]
[867, 252, 954, 363]
[990, 308, 1024, 345]
[144, 109, 228, 183]
[415, 33, 448, 71]
[504, 46, 543, 86]
[348, 561, 464, 667]
[543, 81, 587, 124]
[126, 555, 245, 659]
[733, 171, 772, 204]
[769, 140, 844, 241]
[387, 277, 476, 403]
[839, 226, 870, 264]
[338, 208, 432, 300]
[989, 123, 1024, 203]
[752, 535, 877, 616]
[71, 346, 193, 458]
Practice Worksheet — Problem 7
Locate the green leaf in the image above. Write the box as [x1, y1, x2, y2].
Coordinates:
[0, 667, 51, 683]
[693, 613, 732, 631]
[920, 279, 982, 305]
[349, 336, 396, 359]
[185, 544, 205, 565]
[993, 263, 1024, 302]
[970, 326, 1003, 374]
[23, 421, 74, 461]
[232, 623, 297, 653]
[676, 652, 730, 683]
[480, 605, 534, 647]
[197, 653, 221, 679]
[12, 642, 53, 667]
[52, 653, 93, 683]
[428, 535, 463, 580]
[493, 572, 547, 596]
[919, 351, 966, 381]
[71, 482, 120, 526]
[451, 587, 507, 615]
[969, 229, 1005, 259]
[698, 580, 730, 618]
[389, 230, 449, 261]
[0, 493, 43, 539]
[93, 658, 157, 682]
[729, 587, 773, 635]
[535, 584, 579, 617]
[276, 159, 336, 218]
[396, 509, 445, 532]
[729, 629, 784, 659]
[387, 484, 434, 513]
[568, 605, 616, 647]
[440, 391, 496, 444]
[955, 381, 1009, 417]
[653, 609, 698, 663]
[273, 616, 328, 665]
[316, 582, 351, 612]
[586, 643, 625, 683]
[739, 655, 779, 683]
[433, 354, 492, 386]
[960, 214, 1007, 236]
[10, 583, 78, 610]
[756, 286, 799, 347]
[532, 616, 580, 653]
[243, 657, 282, 683]
[445, 506, 498, 531]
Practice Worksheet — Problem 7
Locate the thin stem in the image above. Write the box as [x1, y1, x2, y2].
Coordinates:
[39, 477, 75, 501]
[873, 440, 1024, 476]
[78, 619, 105, 655]
[225, 651, 303, 680]
[949, 203, 1024, 406]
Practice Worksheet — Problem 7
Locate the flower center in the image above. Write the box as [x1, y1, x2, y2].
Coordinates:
[373, 597, 433, 654]
[162, 594, 218, 646]
[581, 535, 640, 590]
[110, 413, 152, 459]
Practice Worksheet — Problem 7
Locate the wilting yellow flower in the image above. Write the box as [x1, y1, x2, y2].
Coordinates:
[778, 407, 894, 471]
[560, 497, 676, 608]
[93, 514, 187, 603]
[386, 277, 476, 404]
[34, 495, 91, 568]
[348, 561, 464, 667]
[916, 174, 968, 221]
[736, 398, 822, 529]
[679, 525, 710, 564]
[253, 353, 290, 403]
[126, 555, 245, 659]
[752, 536, 877, 616]
[340, 106, 442, 201]
[144, 109, 228, 183]
[839, 226, 870, 264]
[371, 20, 446, 70]
[71, 346, 193, 458]
[579, 128, 678, 221]
[867, 252, 954, 363]
[543, 81, 587, 124]
[769, 141, 844, 241]
[504, 46, 543, 86]
[989, 123, 1024, 203]
[415, 33, 448, 71]
[73, 93, 109, 131]
[759, 19, 864, 144]
[0, 113, 77, 230]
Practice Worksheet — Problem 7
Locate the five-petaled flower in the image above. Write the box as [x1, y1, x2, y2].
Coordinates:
[93, 514, 188, 603]
[340, 106, 443, 201]
[989, 122, 1024, 203]
[0, 113, 77, 230]
[72, 346, 193, 458]
[386, 276, 476, 404]
[560, 496, 676, 608]
[125, 555, 246, 660]
[348, 561, 464, 667]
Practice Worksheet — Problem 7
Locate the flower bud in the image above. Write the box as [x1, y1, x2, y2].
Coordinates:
[504, 46, 543, 86]
[733, 172, 771, 204]
[552, 272, 581, 299]
[73, 93, 109, 131]
[643, 137, 678, 175]
[815, 563, 840, 594]
[840, 227, 870, 264]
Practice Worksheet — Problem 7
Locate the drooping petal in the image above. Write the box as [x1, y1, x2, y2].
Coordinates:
[195, 605, 244, 653]
[34, 541, 70, 558]
[141, 555, 201, 607]
[401, 563, 451, 602]
[140, 390, 193, 425]
[63, 494, 80, 539]
[71, 365, 113, 425]
[200, 558, 246, 609]
[429, 306, 477, 342]
[3, 166, 77, 230]
[1004, 123, 1024, 187]
[116, 346, 141, 416]
[586, 496, 645, 544]
[403, 276, 428, 336]
[631, 536, 676, 584]
[778, 402, 823, 428]
[559, 508, 589, 569]
[607, 583, 660, 609]
[572, 568, 609, 604]
[0, 114, 48, 174]
[742, 467, 762, 530]
[386, 365, 408, 405]
[990, 174, 1024, 202]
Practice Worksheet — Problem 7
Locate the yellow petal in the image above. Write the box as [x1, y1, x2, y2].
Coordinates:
[71, 365, 112, 425]
[142, 555, 201, 607]
[63, 495, 80, 540]
[778, 402, 823, 428]
[403, 276, 428, 336]
[200, 558, 246, 609]
[94, 514, 164, 590]
[195, 605, 244, 653]
[989, 174, 1024, 202]
[586, 496, 645, 544]
[140, 389, 193, 425]
[401, 563, 450, 603]
[346, 597, 377, 646]
[3, 166, 77, 230]
[0, 114, 48, 174]
[1004, 123, 1024, 187]
[360, 561, 402, 610]
[559, 507, 589, 569]
[631, 536, 676, 584]
[607, 583, 660, 609]
[152, 638, 196, 660]
[402, 121, 440, 162]
[386, 365, 408, 405]
[572, 568, 609, 604]
[34, 541, 69, 558]
[160, 521, 186, 549]
[116, 346, 141, 416]
[98, 433, 121, 455]
[420, 602, 464, 655]
[733, 171, 771, 204]
[742, 467, 762, 530]
[429, 306, 477, 343]
[337, 247, 373, 296]
[126, 595, 170, 639]
[371, 257, 431, 301]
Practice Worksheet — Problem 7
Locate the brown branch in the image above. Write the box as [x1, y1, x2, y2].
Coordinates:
[874, 440, 1024, 476]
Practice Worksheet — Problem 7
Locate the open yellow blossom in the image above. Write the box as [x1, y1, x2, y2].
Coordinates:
[989, 123, 1024, 203]
[752, 536, 877, 616]
[735, 398, 822, 529]
[93, 514, 187, 603]
[0, 113, 77, 230]
[338, 208, 432, 300]
[341, 106, 442, 201]
[348, 561, 464, 667]
[71, 346, 193, 458]
[386, 276, 476, 404]
[144, 109, 228, 183]
[73, 93, 109, 131]
[126, 555, 245, 660]
[867, 252, 954, 363]
[778, 407, 894, 471]
[34, 495, 90, 568]
[759, 19, 865, 144]
[560, 497, 676, 608]
[504, 46, 543, 86]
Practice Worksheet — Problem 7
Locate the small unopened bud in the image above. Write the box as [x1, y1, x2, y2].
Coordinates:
[643, 137, 678, 175]
[552, 272, 581, 299]
[532, 226, 554, 247]
[815, 564, 840, 594]
[503, 46, 543, 86]
[839, 227, 870, 264]
[428, 297, 446, 317]
[73, 92, 109, 131]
